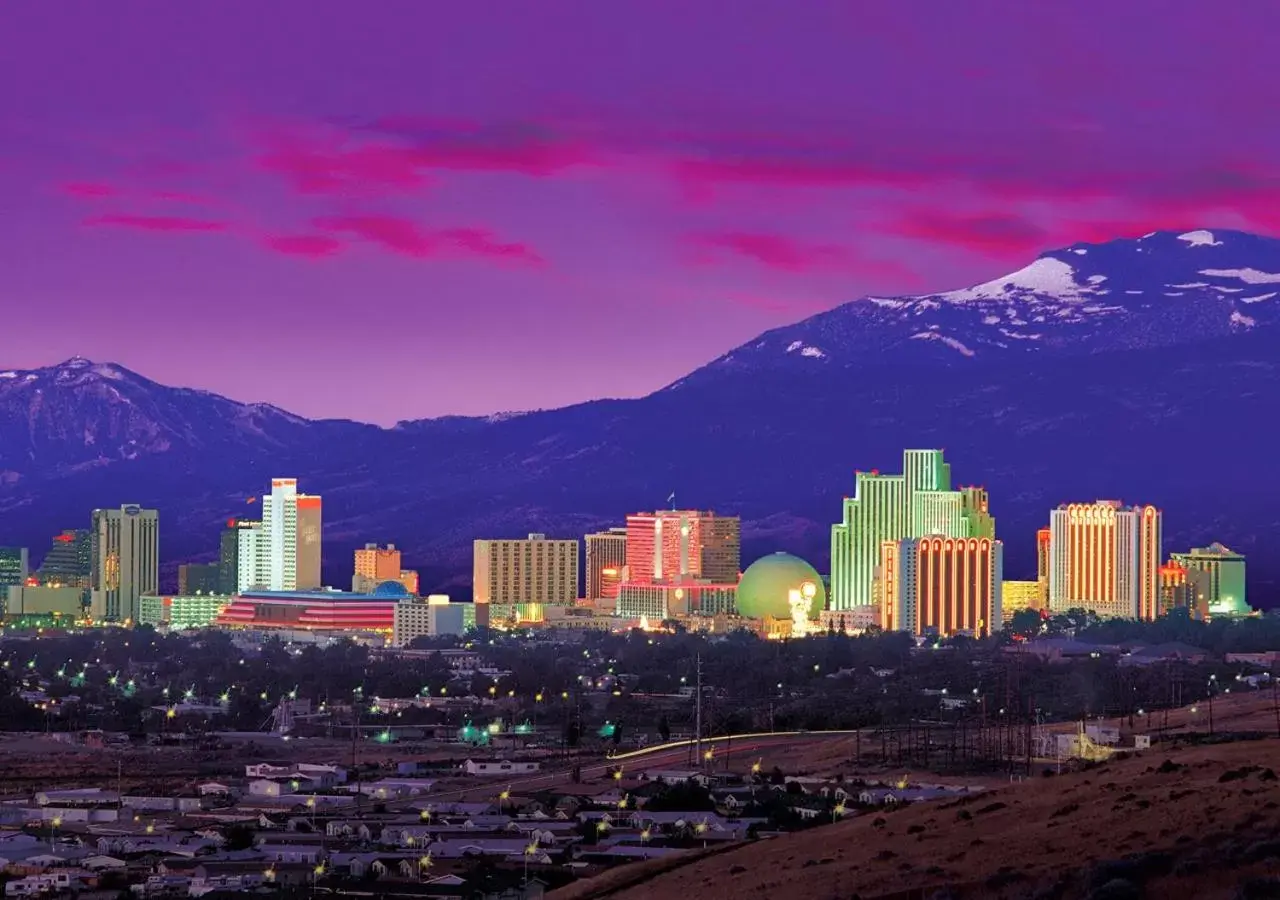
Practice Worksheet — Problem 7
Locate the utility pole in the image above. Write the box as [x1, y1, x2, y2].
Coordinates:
[1273, 677, 1280, 739]
[694, 655, 703, 771]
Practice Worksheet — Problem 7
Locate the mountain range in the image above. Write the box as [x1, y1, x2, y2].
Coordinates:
[3, 228, 1279, 598]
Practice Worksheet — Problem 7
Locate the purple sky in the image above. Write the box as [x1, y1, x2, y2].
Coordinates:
[5, 1, 1280, 424]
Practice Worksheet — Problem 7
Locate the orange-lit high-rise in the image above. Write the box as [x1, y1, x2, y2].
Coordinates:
[879, 536, 1003, 637]
[585, 527, 628, 600]
[353, 543, 419, 595]
[1048, 501, 1161, 620]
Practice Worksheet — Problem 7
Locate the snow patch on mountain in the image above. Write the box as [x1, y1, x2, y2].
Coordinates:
[1231, 311, 1257, 328]
[1242, 292, 1278, 304]
[941, 257, 1093, 303]
[1201, 268, 1280, 284]
[911, 332, 976, 356]
[1170, 282, 1209, 289]
[1179, 230, 1222, 247]
[800, 346, 826, 359]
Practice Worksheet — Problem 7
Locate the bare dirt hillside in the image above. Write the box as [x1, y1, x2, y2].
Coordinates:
[554, 736, 1280, 900]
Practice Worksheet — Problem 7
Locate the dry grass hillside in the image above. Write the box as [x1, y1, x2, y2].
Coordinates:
[555, 736, 1280, 900]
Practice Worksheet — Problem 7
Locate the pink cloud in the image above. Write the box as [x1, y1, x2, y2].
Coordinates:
[439, 228, 543, 264]
[690, 231, 916, 284]
[264, 234, 345, 258]
[889, 211, 1049, 258]
[252, 119, 594, 196]
[313, 214, 542, 264]
[62, 182, 117, 198]
[258, 134, 434, 195]
[82, 213, 229, 232]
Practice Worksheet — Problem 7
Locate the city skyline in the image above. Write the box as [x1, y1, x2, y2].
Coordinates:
[6, 3, 1280, 422]
[2, 452, 1249, 631]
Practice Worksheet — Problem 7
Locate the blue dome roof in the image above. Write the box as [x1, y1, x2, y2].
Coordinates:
[372, 580, 410, 597]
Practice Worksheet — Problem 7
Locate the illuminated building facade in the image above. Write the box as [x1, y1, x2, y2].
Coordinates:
[352, 543, 419, 595]
[0, 547, 28, 594]
[585, 527, 628, 601]
[615, 582, 737, 621]
[473, 533, 579, 626]
[624, 510, 740, 585]
[138, 594, 230, 630]
[217, 519, 255, 594]
[832, 471, 906, 610]
[831, 449, 992, 610]
[819, 605, 880, 634]
[90, 505, 159, 623]
[215, 585, 403, 633]
[1047, 501, 1161, 620]
[261, 478, 322, 592]
[1170, 543, 1248, 617]
[393, 594, 468, 646]
[1158, 563, 1211, 619]
[37, 530, 92, 588]
[4, 585, 84, 618]
[1001, 580, 1043, 623]
[1036, 527, 1052, 606]
[880, 536, 1003, 636]
[233, 520, 266, 592]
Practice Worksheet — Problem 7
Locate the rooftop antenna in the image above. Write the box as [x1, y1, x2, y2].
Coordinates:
[667, 492, 676, 511]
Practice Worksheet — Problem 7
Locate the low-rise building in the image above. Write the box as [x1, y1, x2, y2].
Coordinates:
[392, 594, 469, 646]
[138, 594, 230, 629]
[463, 759, 541, 777]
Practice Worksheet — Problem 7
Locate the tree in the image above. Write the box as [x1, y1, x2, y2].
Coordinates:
[223, 824, 256, 851]
[658, 715, 671, 743]
[1008, 609, 1044, 639]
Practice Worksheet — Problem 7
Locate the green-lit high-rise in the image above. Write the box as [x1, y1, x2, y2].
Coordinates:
[830, 450, 994, 610]
[831, 471, 906, 609]
[1170, 543, 1248, 617]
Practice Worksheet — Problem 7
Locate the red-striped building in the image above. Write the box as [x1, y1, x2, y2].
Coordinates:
[879, 536, 1003, 637]
[214, 587, 401, 633]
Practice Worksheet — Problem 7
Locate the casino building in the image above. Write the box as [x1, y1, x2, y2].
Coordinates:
[214, 581, 408, 634]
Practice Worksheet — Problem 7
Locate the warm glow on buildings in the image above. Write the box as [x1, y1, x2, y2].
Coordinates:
[473, 533, 579, 626]
[1001, 580, 1043, 622]
[1158, 562, 1209, 619]
[352, 543, 419, 595]
[585, 527, 628, 600]
[879, 536, 1003, 636]
[1048, 501, 1161, 620]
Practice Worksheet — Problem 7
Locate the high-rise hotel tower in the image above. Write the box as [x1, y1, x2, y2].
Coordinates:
[90, 505, 159, 622]
[831, 449, 992, 609]
[1048, 501, 1161, 620]
[880, 535, 1003, 636]
[261, 479, 323, 592]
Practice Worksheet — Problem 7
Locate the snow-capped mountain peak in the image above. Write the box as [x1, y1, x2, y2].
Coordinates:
[678, 229, 1280, 384]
